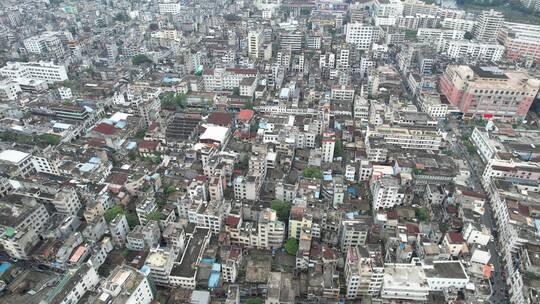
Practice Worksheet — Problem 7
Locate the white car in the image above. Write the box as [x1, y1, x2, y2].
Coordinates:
[490, 235, 495, 242]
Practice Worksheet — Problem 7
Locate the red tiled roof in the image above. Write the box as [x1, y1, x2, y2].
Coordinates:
[208, 112, 233, 126]
[237, 109, 255, 122]
[406, 223, 420, 234]
[447, 232, 465, 244]
[92, 123, 117, 135]
[225, 67, 257, 75]
[387, 210, 398, 219]
[138, 140, 160, 151]
[226, 216, 240, 227]
[86, 138, 106, 147]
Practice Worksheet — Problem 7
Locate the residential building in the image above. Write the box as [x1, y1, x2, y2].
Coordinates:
[0, 61, 68, 83]
[439, 65, 540, 121]
[371, 176, 405, 210]
[473, 9, 504, 42]
[100, 265, 155, 304]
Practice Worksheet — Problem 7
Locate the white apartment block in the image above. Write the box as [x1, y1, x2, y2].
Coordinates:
[381, 261, 429, 302]
[345, 247, 384, 299]
[0, 79, 21, 100]
[418, 94, 448, 119]
[233, 175, 259, 201]
[366, 125, 443, 151]
[187, 201, 226, 234]
[109, 213, 130, 246]
[203, 67, 258, 91]
[0, 195, 49, 237]
[374, 0, 404, 17]
[23, 32, 64, 56]
[371, 177, 404, 210]
[248, 29, 263, 59]
[345, 23, 375, 50]
[52, 188, 82, 215]
[100, 265, 154, 304]
[0, 150, 35, 178]
[321, 132, 336, 163]
[331, 85, 354, 101]
[0, 61, 68, 83]
[470, 127, 502, 163]
[442, 39, 505, 62]
[47, 263, 100, 304]
[440, 18, 476, 32]
[145, 247, 176, 287]
[0, 225, 38, 259]
[473, 9, 504, 42]
[158, 1, 182, 14]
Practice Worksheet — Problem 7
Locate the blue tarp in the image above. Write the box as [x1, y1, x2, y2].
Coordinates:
[0, 262, 11, 275]
[115, 121, 127, 129]
[79, 163, 96, 172]
[323, 175, 333, 181]
[126, 142, 137, 150]
[88, 157, 101, 164]
[212, 263, 221, 272]
[347, 186, 357, 197]
[208, 272, 220, 288]
[201, 258, 215, 265]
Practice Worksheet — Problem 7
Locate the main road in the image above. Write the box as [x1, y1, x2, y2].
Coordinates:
[447, 119, 508, 303]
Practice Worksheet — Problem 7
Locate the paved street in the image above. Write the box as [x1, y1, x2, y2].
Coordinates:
[448, 120, 508, 303]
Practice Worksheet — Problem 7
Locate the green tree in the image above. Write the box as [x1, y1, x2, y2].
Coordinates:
[271, 199, 291, 222]
[126, 213, 139, 228]
[163, 185, 177, 196]
[244, 101, 254, 110]
[415, 208, 430, 222]
[132, 54, 152, 65]
[35, 134, 61, 146]
[232, 87, 240, 96]
[464, 31, 473, 40]
[246, 298, 263, 304]
[301, 167, 323, 179]
[334, 138, 344, 158]
[147, 211, 162, 221]
[284, 238, 299, 255]
[104, 206, 124, 222]
[135, 129, 146, 139]
[405, 30, 417, 40]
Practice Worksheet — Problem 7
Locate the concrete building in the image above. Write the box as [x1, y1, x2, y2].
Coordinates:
[109, 213, 130, 246]
[321, 131, 336, 163]
[345, 246, 384, 299]
[126, 221, 161, 251]
[345, 23, 375, 50]
[473, 9, 504, 42]
[371, 176, 405, 210]
[100, 265, 155, 304]
[439, 65, 540, 121]
[381, 261, 429, 302]
[46, 263, 100, 304]
[340, 218, 371, 251]
[499, 22, 540, 62]
[248, 29, 263, 59]
[0, 79, 21, 100]
[0, 61, 68, 83]
[0, 149, 35, 178]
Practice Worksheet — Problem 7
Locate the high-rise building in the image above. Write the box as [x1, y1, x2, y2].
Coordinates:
[473, 9, 504, 42]
[499, 22, 540, 63]
[321, 131, 336, 163]
[439, 65, 540, 120]
[248, 29, 263, 59]
[345, 23, 375, 50]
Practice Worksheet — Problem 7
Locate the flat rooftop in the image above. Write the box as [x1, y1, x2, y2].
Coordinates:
[425, 261, 468, 279]
[170, 227, 209, 278]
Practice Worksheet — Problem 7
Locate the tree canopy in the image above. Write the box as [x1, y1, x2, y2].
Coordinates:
[284, 238, 299, 255]
[271, 199, 291, 222]
[302, 167, 323, 179]
[160, 92, 187, 108]
[334, 138, 344, 158]
[104, 206, 124, 222]
[132, 54, 152, 65]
